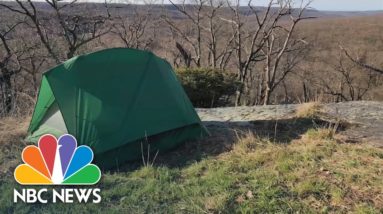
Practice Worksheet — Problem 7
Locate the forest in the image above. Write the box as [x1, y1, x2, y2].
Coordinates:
[0, 0, 382, 116]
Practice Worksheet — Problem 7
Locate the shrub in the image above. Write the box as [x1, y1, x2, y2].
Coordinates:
[176, 68, 240, 108]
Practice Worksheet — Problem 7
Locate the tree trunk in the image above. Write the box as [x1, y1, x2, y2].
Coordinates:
[263, 63, 271, 105]
[235, 72, 246, 106]
[303, 82, 308, 102]
[235, 87, 243, 106]
[263, 85, 271, 105]
[3, 74, 12, 113]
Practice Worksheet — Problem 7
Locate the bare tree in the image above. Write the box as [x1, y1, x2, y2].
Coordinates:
[206, 0, 222, 68]
[0, 0, 111, 61]
[163, 0, 312, 105]
[163, 0, 205, 67]
[340, 45, 383, 75]
[258, 0, 313, 105]
[0, 0, 61, 63]
[320, 52, 376, 102]
[224, 0, 312, 105]
[20, 44, 47, 96]
[175, 41, 192, 67]
[112, 6, 155, 50]
[0, 22, 23, 114]
[205, 0, 235, 69]
[224, 0, 273, 105]
[163, 0, 235, 69]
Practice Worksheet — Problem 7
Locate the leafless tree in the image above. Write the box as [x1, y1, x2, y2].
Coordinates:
[163, 0, 234, 69]
[258, 1, 313, 105]
[163, 0, 312, 105]
[163, 0, 205, 67]
[340, 45, 383, 75]
[20, 44, 47, 96]
[224, 0, 312, 105]
[223, 0, 272, 105]
[0, 0, 61, 62]
[320, 52, 376, 102]
[0, 22, 23, 114]
[112, 6, 155, 50]
[205, 0, 235, 69]
[0, 0, 111, 62]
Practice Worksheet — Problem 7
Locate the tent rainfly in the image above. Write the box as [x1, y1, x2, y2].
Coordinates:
[27, 48, 208, 169]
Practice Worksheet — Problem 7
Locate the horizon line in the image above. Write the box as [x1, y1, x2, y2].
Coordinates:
[0, 0, 382, 12]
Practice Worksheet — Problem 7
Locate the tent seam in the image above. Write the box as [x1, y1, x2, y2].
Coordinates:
[28, 76, 55, 133]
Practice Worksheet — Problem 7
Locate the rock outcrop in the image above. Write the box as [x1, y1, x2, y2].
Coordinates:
[197, 101, 383, 147]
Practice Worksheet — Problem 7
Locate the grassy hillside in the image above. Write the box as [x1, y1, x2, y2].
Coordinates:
[1, 114, 382, 213]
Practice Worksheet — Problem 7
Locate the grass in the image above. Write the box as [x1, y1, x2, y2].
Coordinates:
[295, 102, 322, 119]
[1, 117, 383, 213]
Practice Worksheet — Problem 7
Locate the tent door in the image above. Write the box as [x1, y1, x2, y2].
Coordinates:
[39, 102, 68, 134]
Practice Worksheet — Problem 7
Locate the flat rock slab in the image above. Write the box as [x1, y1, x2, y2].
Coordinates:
[197, 101, 383, 147]
[322, 101, 383, 147]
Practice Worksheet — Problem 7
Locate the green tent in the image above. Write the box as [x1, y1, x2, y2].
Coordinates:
[27, 48, 208, 169]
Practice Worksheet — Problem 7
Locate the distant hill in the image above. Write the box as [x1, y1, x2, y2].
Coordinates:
[301, 9, 383, 18]
[1, 1, 382, 19]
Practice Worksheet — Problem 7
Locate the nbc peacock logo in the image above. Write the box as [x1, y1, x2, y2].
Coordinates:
[14, 134, 101, 185]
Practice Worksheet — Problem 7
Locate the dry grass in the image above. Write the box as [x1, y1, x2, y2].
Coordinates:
[295, 102, 322, 118]
[226, 128, 383, 212]
[0, 117, 29, 145]
[0, 117, 29, 179]
[0, 116, 382, 213]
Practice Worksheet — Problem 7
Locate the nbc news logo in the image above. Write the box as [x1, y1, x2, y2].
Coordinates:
[13, 134, 101, 203]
